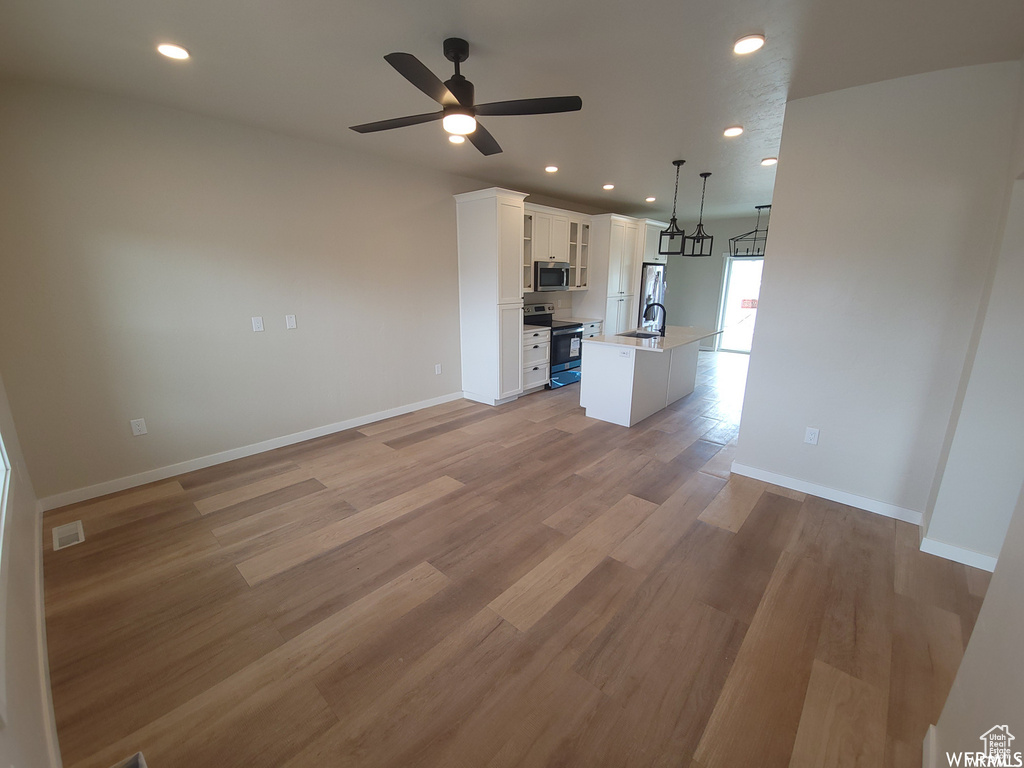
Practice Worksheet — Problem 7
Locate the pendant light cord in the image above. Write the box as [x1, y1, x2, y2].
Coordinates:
[698, 174, 708, 224]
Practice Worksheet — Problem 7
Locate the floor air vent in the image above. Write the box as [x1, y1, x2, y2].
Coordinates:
[52, 520, 85, 551]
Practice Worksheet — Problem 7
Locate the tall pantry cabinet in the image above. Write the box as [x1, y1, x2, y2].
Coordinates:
[454, 188, 528, 405]
[572, 214, 640, 335]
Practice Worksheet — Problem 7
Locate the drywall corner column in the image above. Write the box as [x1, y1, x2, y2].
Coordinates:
[0, 373, 61, 767]
[734, 62, 1019, 516]
[924, 179, 1024, 563]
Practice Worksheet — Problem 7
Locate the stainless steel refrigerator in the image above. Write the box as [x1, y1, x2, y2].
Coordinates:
[638, 263, 668, 327]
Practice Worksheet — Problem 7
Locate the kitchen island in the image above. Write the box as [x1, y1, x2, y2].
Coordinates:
[580, 326, 720, 427]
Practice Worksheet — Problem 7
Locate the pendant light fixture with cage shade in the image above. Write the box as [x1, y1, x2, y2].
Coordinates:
[658, 160, 687, 256]
[729, 204, 772, 257]
[682, 172, 714, 257]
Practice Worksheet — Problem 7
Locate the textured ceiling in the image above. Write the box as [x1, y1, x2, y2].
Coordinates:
[1, 0, 1021, 220]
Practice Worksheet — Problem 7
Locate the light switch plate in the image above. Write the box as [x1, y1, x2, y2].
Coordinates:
[285, 314, 296, 329]
[252, 316, 264, 332]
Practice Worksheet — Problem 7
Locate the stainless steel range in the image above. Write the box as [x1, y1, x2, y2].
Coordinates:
[523, 303, 584, 388]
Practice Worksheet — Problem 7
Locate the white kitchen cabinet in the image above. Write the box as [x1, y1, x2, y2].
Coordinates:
[637, 219, 669, 265]
[499, 304, 525, 400]
[568, 218, 590, 289]
[455, 187, 528, 405]
[582, 320, 603, 338]
[525, 204, 570, 263]
[605, 295, 634, 335]
[572, 214, 641, 333]
[522, 325, 551, 392]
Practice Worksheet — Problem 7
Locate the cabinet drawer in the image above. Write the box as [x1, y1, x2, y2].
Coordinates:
[523, 363, 550, 390]
[523, 341, 550, 366]
[584, 321, 603, 338]
[522, 328, 551, 344]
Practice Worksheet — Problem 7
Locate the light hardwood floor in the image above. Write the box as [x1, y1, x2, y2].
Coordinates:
[42, 352, 989, 768]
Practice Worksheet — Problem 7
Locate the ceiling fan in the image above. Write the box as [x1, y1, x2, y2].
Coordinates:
[349, 38, 582, 156]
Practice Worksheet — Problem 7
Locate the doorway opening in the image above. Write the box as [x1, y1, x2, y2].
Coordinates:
[717, 257, 764, 354]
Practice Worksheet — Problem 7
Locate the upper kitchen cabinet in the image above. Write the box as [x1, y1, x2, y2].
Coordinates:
[568, 218, 590, 290]
[525, 204, 569, 263]
[637, 219, 669, 264]
[457, 187, 527, 306]
[601, 215, 639, 297]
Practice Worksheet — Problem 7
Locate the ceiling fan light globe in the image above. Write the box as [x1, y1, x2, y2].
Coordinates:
[443, 113, 477, 135]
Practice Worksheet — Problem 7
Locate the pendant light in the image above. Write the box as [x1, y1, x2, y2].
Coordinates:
[729, 204, 772, 257]
[658, 160, 686, 256]
[682, 172, 714, 257]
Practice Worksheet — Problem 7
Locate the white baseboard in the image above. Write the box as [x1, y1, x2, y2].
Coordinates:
[922, 724, 938, 768]
[39, 392, 464, 512]
[729, 462, 924, 525]
[920, 537, 998, 572]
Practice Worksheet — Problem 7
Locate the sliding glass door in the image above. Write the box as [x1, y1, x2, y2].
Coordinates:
[717, 257, 764, 353]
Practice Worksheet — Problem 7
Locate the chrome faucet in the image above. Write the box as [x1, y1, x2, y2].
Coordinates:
[643, 302, 667, 337]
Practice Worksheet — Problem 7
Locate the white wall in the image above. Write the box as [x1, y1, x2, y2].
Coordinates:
[0, 81, 481, 502]
[930, 483, 1024, 762]
[733, 62, 1020, 517]
[0, 374, 60, 767]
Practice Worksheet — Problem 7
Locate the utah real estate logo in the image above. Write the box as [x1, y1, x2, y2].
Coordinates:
[947, 725, 1023, 767]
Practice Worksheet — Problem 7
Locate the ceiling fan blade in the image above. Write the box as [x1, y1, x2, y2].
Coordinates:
[349, 110, 443, 133]
[475, 96, 583, 117]
[467, 122, 502, 156]
[383, 52, 458, 106]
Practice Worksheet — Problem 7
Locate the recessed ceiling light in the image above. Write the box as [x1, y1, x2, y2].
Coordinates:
[449, 135, 466, 144]
[157, 43, 190, 60]
[734, 34, 765, 54]
[645, 197, 656, 203]
[761, 157, 778, 166]
[723, 126, 744, 137]
[545, 165, 558, 173]
[602, 184, 615, 190]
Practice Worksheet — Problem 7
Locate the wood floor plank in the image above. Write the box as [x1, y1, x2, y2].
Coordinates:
[611, 470, 727, 572]
[693, 551, 829, 768]
[194, 467, 314, 515]
[67, 561, 449, 768]
[489, 494, 658, 631]
[236, 475, 463, 585]
[698, 473, 767, 532]
[788, 660, 888, 768]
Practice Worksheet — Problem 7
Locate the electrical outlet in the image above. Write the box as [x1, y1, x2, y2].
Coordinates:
[434, 363, 442, 375]
[804, 426, 819, 445]
[130, 418, 148, 436]
[285, 314, 297, 329]
[251, 316, 264, 332]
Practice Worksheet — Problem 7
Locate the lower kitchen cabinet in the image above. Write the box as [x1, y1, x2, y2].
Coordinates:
[605, 295, 635, 335]
[498, 304, 525, 401]
[583, 320, 603, 339]
[522, 326, 551, 392]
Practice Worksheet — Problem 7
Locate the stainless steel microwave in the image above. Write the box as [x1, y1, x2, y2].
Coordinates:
[534, 261, 570, 291]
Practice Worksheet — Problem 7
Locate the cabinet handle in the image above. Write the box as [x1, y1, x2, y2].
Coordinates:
[533, 366, 539, 371]
[533, 344, 539, 348]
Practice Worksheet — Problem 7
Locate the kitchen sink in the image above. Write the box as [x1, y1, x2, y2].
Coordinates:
[617, 330, 662, 339]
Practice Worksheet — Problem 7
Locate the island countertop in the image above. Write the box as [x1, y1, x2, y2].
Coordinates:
[584, 325, 720, 353]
